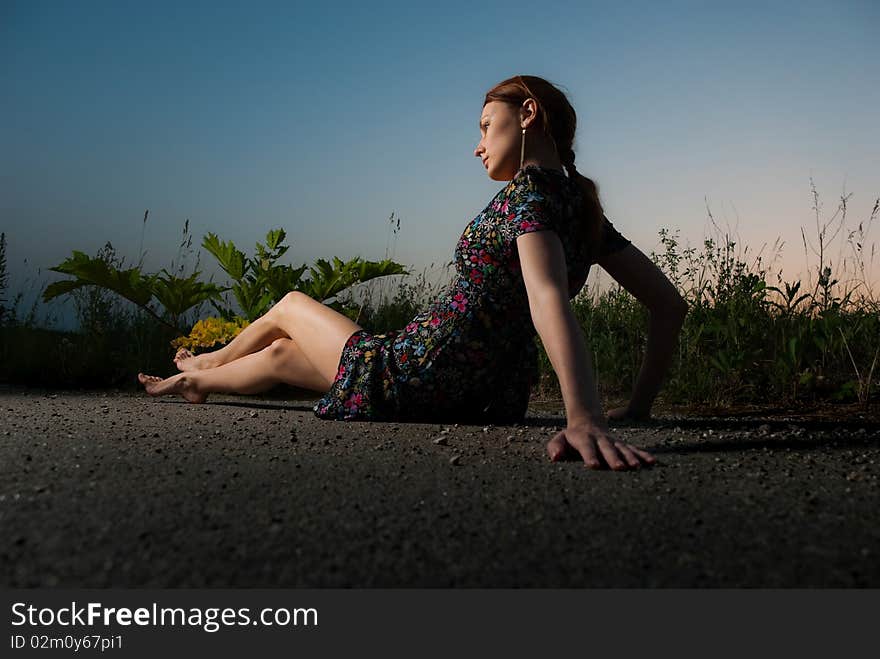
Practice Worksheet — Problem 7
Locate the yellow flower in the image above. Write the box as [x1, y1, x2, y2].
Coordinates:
[171, 316, 250, 352]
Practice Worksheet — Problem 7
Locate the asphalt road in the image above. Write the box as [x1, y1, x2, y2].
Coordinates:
[1, 387, 878, 587]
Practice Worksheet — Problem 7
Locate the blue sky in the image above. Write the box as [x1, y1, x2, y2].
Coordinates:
[2, 0, 878, 327]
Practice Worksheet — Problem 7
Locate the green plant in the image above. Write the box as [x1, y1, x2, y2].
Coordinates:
[766, 279, 810, 317]
[202, 229, 298, 321]
[42, 246, 224, 335]
[202, 228, 408, 322]
[68, 242, 131, 337]
[838, 324, 879, 405]
[43, 222, 408, 341]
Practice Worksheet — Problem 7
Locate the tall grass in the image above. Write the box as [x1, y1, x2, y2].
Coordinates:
[531, 181, 880, 411]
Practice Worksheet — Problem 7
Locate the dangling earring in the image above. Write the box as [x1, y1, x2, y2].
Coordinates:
[520, 127, 526, 170]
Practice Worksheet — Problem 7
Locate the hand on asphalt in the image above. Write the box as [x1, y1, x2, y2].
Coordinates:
[546, 421, 656, 470]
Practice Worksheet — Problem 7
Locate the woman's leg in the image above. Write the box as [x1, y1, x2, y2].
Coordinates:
[141, 337, 333, 402]
[144, 292, 363, 401]
[175, 312, 287, 370]
[176, 292, 362, 372]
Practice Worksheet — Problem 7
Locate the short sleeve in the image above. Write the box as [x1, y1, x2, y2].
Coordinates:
[596, 214, 631, 260]
[502, 173, 556, 243]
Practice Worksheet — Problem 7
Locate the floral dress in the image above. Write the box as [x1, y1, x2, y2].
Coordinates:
[313, 164, 632, 423]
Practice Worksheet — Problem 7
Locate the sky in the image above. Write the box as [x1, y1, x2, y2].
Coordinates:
[2, 0, 878, 328]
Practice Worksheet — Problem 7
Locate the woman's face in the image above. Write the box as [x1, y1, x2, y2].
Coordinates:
[474, 100, 523, 182]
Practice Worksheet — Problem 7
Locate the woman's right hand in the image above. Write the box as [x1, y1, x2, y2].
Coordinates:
[546, 420, 656, 470]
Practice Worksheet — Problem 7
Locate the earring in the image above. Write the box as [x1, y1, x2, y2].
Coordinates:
[520, 128, 526, 170]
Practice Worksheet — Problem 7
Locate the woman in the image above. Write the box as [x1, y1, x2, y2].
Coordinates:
[139, 75, 688, 470]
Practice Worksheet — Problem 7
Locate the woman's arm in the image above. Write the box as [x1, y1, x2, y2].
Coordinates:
[596, 244, 688, 419]
[516, 231, 655, 469]
[518, 232, 603, 427]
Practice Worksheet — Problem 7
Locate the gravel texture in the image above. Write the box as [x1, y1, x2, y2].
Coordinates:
[1, 387, 878, 587]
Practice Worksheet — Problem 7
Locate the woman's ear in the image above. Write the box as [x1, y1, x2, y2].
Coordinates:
[520, 98, 538, 129]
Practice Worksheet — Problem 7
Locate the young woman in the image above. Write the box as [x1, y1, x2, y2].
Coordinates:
[139, 75, 688, 470]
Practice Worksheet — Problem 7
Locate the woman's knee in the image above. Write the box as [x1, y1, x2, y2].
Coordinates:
[266, 337, 296, 363]
[281, 291, 311, 308]
[271, 291, 319, 322]
[266, 291, 303, 317]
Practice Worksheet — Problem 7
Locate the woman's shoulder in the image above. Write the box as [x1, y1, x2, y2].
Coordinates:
[507, 165, 576, 198]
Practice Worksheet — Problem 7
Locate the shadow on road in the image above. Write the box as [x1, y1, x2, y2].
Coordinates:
[649, 434, 879, 455]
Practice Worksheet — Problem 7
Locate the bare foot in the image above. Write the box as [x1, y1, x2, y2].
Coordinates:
[173, 347, 216, 372]
[138, 372, 208, 404]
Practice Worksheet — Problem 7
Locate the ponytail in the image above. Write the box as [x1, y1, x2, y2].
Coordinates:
[561, 149, 603, 265]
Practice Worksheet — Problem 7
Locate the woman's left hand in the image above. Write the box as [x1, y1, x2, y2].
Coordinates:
[606, 405, 651, 422]
[546, 421, 656, 470]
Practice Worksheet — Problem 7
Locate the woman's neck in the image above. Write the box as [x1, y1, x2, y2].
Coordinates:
[521, 151, 564, 173]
